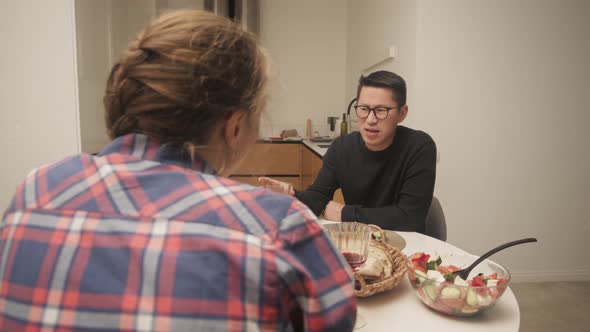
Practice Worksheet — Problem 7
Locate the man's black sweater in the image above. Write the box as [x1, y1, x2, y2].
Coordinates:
[295, 126, 436, 233]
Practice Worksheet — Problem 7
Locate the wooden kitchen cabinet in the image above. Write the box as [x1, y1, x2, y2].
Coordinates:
[300, 144, 318, 190]
[230, 143, 302, 190]
[232, 143, 300, 175]
[230, 142, 344, 205]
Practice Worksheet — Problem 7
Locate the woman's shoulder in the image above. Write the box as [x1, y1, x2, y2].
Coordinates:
[213, 177, 322, 240]
[6, 154, 92, 212]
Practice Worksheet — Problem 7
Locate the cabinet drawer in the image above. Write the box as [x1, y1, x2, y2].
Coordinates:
[232, 144, 301, 175]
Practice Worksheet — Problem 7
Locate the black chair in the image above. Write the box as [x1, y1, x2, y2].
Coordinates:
[425, 196, 447, 241]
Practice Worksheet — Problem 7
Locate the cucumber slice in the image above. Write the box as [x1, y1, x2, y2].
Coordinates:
[414, 269, 428, 284]
[423, 282, 439, 301]
[466, 288, 479, 306]
[462, 307, 480, 315]
[477, 294, 492, 306]
[372, 231, 382, 240]
[440, 285, 461, 299]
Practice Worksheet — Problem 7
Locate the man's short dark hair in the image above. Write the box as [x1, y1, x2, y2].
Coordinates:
[356, 71, 407, 106]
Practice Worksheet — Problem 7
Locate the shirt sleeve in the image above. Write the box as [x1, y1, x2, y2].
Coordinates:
[275, 200, 357, 331]
[341, 140, 437, 232]
[294, 143, 340, 216]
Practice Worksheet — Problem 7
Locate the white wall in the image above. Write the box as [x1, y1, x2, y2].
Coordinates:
[76, 0, 157, 153]
[156, 0, 205, 12]
[259, 0, 347, 137]
[0, 0, 80, 209]
[75, 0, 113, 153]
[76, 0, 206, 153]
[346, 0, 590, 281]
[78, 0, 342, 144]
[412, 0, 590, 281]
[346, 0, 417, 127]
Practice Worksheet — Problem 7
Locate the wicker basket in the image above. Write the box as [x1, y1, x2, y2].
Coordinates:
[353, 225, 407, 297]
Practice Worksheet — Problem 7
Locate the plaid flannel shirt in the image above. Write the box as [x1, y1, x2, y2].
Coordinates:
[0, 134, 356, 331]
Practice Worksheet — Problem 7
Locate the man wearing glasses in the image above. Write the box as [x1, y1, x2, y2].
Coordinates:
[260, 71, 436, 232]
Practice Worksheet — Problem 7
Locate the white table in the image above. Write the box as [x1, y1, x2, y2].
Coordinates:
[356, 232, 520, 331]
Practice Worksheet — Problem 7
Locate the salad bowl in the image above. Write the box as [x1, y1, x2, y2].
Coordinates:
[406, 252, 511, 316]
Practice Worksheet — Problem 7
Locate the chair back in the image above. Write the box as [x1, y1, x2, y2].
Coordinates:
[425, 196, 447, 241]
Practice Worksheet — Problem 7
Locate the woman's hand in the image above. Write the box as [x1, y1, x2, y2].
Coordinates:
[258, 177, 295, 195]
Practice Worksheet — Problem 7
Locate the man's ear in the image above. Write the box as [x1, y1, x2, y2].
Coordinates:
[224, 112, 246, 150]
[397, 105, 409, 124]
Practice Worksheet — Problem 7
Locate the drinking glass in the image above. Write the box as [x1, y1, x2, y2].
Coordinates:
[324, 222, 372, 329]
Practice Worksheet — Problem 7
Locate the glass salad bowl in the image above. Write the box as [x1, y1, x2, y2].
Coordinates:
[406, 252, 511, 317]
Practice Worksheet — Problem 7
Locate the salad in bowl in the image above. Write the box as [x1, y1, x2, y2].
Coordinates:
[406, 252, 510, 316]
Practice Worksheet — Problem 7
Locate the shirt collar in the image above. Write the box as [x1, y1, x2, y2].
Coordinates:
[97, 134, 216, 175]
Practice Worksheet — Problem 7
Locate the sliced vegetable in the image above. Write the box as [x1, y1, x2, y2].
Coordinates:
[443, 272, 456, 282]
[440, 285, 462, 299]
[423, 281, 439, 301]
[414, 269, 428, 284]
[411, 252, 431, 263]
[471, 275, 486, 287]
[372, 231, 382, 240]
[411, 252, 430, 272]
[477, 293, 492, 306]
[426, 261, 437, 270]
[412, 261, 427, 274]
[440, 286, 465, 309]
[426, 256, 442, 271]
[461, 307, 480, 314]
[466, 288, 479, 306]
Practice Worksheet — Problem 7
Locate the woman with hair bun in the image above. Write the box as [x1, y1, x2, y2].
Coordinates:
[0, 10, 356, 331]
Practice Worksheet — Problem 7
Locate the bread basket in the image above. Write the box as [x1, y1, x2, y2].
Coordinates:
[353, 225, 407, 297]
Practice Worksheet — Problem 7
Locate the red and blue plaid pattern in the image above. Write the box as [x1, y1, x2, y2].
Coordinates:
[0, 134, 356, 331]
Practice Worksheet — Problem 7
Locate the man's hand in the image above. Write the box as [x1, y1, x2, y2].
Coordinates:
[323, 200, 344, 221]
[258, 177, 295, 195]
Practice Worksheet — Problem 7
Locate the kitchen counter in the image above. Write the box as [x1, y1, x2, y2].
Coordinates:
[255, 138, 301, 144]
[255, 138, 329, 158]
[301, 139, 328, 158]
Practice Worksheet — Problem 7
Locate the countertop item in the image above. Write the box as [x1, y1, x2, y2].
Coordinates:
[309, 136, 333, 143]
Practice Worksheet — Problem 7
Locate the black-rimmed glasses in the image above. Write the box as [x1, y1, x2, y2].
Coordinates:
[354, 105, 400, 120]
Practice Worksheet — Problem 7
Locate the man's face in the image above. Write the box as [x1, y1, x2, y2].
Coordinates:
[356, 86, 407, 151]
